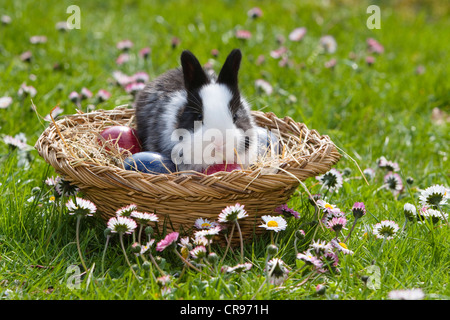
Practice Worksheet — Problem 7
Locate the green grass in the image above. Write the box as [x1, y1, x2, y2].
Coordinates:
[0, 0, 449, 301]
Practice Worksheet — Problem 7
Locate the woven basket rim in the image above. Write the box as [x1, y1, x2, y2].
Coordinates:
[34, 106, 341, 199]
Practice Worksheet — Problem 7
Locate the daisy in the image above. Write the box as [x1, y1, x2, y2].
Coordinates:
[0, 96, 12, 109]
[247, 7, 263, 19]
[178, 237, 191, 259]
[310, 239, 332, 255]
[116, 39, 133, 51]
[373, 220, 399, 240]
[266, 258, 289, 285]
[352, 202, 366, 219]
[139, 47, 151, 59]
[316, 168, 343, 193]
[96, 89, 111, 102]
[330, 239, 354, 255]
[218, 203, 248, 222]
[44, 106, 64, 121]
[327, 217, 347, 233]
[367, 38, 384, 54]
[270, 46, 288, 59]
[288, 27, 307, 42]
[130, 211, 159, 224]
[420, 208, 448, 224]
[321, 251, 339, 268]
[194, 218, 217, 230]
[403, 203, 417, 221]
[226, 262, 252, 274]
[55, 177, 79, 197]
[156, 232, 179, 252]
[297, 250, 323, 268]
[80, 87, 93, 100]
[254, 79, 273, 95]
[274, 204, 300, 219]
[388, 288, 425, 300]
[3, 135, 29, 150]
[363, 168, 376, 180]
[194, 225, 221, 241]
[259, 215, 287, 232]
[17, 83, 37, 98]
[116, 204, 138, 217]
[125, 82, 145, 95]
[235, 29, 252, 40]
[107, 216, 137, 234]
[384, 172, 403, 194]
[419, 184, 448, 207]
[66, 197, 96, 217]
[190, 245, 207, 260]
[316, 199, 341, 214]
[116, 53, 130, 65]
[319, 35, 337, 54]
[132, 71, 150, 83]
[139, 240, 155, 255]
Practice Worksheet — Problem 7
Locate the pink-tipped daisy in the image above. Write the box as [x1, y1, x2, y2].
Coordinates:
[247, 7, 263, 19]
[310, 239, 332, 255]
[80, 87, 93, 100]
[96, 89, 111, 102]
[218, 203, 248, 222]
[403, 203, 417, 221]
[327, 217, 347, 233]
[274, 204, 300, 219]
[254, 79, 273, 95]
[107, 216, 137, 234]
[296, 250, 323, 268]
[384, 172, 403, 194]
[330, 239, 354, 255]
[55, 177, 79, 197]
[156, 232, 179, 252]
[288, 27, 307, 42]
[367, 38, 384, 54]
[139, 47, 151, 59]
[66, 197, 96, 217]
[316, 200, 341, 214]
[227, 262, 253, 274]
[194, 225, 221, 241]
[190, 246, 207, 260]
[235, 29, 252, 40]
[352, 202, 366, 219]
[116, 39, 133, 51]
[115, 204, 138, 217]
[373, 220, 399, 240]
[259, 215, 287, 232]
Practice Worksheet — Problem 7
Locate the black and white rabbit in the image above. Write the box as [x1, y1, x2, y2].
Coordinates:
[134, 49, 257, 172]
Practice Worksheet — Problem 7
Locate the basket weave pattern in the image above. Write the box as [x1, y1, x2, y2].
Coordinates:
[35, 107, 341, 243]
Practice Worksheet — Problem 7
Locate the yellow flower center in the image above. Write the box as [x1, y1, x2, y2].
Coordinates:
[201, 223, 211, 228]
[49, 196, 55, 201]
[339, 242, 348, 249]
[325, 204, 333, 209]
[267, 220, 279, 228]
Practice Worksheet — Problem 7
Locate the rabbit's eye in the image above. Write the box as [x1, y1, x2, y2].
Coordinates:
[233, 113, 238, 122]
[197, 113, 203, 121]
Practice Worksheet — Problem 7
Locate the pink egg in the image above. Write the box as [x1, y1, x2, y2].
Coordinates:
[204, 163, 242, 175]
[99, 126, 142, 154]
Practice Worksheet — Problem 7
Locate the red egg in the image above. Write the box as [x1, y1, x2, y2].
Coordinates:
[99, 126, 142, 154]
[204, 163, 242, 175]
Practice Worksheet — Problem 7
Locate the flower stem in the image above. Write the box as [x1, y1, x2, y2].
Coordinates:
[119, 232, 140, 281]
[101, 235, 110, 275]
[235, 221, 244, 264]
[437, 205, 450, 227]
[149, 252, 166, 276]
[344, 218, 359, 243]
[75, 216, 88, 272]
[219, 223, 235, 265]
[173, 248, 204, 274]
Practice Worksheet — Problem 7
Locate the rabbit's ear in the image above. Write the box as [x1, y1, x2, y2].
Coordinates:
[181, 50, 209, 92]
[217, 49, 242, 89]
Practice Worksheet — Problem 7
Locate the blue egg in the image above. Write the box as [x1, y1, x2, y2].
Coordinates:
[124, 152, 176, 174]
[255, 127, 281, 157]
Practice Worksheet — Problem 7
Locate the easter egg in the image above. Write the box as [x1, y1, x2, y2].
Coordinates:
[204, 163, 242, 175]
[99, 126, 142, 154]
[124, 152, 176, 174]
[255, 126, 281, 157]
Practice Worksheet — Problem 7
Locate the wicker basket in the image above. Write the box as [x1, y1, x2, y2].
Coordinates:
[35, 106, 341, 244]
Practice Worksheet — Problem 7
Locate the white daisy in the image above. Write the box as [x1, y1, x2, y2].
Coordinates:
[259, 215, 287, 232]
[319, 35, 337, 54]
[0, 96, 12, 109]
[140, 240, 155, 255]
[265, 258, 289, 286]
[330, 239, 354, 255]
[218, 203, 248, 222]
[310, 239, 332, 255]
[194, 225, 221, 240]
[316, 168, 343, 193]
[388, 288, 425, 300]
[194, 218, 217, 229]
[384, 172, 403, 193]
[226, 262, 252, 274]
[372, 220, 399, 240]
[316, 199, 341, 214]
[296, 250, 323, 268]
[130, 211, 159, 223]
[55, 177, 79, 197]
[107, 216, 137, 234]
[419, 207, 448, 224]
[403, 203, 417, 221]
[419, 184, 448, 207]
[66, 197, 96, 217]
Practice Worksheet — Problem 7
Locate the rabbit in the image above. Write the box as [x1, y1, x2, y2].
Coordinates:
[134, 49, 258, 173]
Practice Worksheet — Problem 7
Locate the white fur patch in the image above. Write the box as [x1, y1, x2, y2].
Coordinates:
[161, 90, 187, 153]
[199, 84, 234, 132]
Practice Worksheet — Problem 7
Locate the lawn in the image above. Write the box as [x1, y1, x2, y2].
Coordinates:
[0, 0, 449, 304]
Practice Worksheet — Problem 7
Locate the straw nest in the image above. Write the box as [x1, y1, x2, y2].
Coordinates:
[35, 105, 341, 245]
